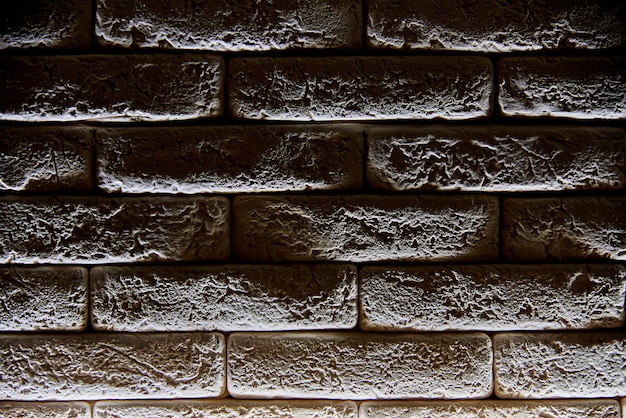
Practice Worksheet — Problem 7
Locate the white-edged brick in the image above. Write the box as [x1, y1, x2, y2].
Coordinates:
[233, 195, 498, 262]
[96, 0, 361, 50]
[0, 196, 229, 264]
[366, 126, 625, 192]
[498, 57, 626, 119]
[360, 264, 626, 331]
[91, 264, 357, 331]
[360, 400, 622, 418]
[494, 332, 626, 398]
[0, 267, 88, 331]
[0, 402, 91, 418]
[93, 400, 358, 418]
[0, 333, 225, 400]
[97, 125, 362, 193]
[229, 56, 492, 121]
[228, 332, 493, 400]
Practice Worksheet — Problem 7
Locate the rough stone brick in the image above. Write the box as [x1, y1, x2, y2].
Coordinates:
[360, 264, 626, 332]
[97, 125, 362, 193]
[233, 195, 498, 262]
[228, 332, 492, 400]
[498, 57, 626, 119]
[0, 402, 91, 418]
[0, 333, 225, 400]
[494, 332, 626, 399]
[0, 55, 223, 122]
[93, 400, 358, 418]
[502, 197, 626, 261]
[367, 0, 625, 51]
[367, 126, 625, 192]
[229, 56, 492, 121]
[0, 1, 91, 49]
[96, 0, 361, 51]
[91, 264, 357, 331]
[0, 126, 93, 192]
[0, 267, 88, 331]
[0, 196, 229, 264]
[360, 400, 622, 418]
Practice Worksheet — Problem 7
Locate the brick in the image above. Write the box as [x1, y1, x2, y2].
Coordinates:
[498, 57, 626, 119]
[0, 1, 91, 49]
[96, 0, 360, 51]
[360, 400, 622, 418]
[233, 195, 498, 262]
[367, 126, 626, 192]
[228, 332, 492, 399]
[91, 264, 357, 331]
[502, 197, 626, 261]
[93, 400, 358, 417]
[494, 332, 626, 399]
[0, 333, 225, 400]
[0, 126, 93, 192]
[367, 0, 625, 51]
[0, 267, 88, 331]
[0, 55, 223, 122]
[229, 57, 492, 121]
[97, 125, 362, 193]
[360, 264, 626, 332]
[0, 196, 229, 264]
[0, 402, 91, 418]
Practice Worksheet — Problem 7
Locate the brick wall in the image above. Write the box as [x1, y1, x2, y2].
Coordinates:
[1, 1, 625, 417]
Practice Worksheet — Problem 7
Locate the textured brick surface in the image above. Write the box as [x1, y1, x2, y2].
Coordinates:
[502, 197, 626, 261]
[93, 400, 358, 417]
[367, 0, 625, 51]
[360, 264, 626, 331]
[229, 57, 492, 120]
[0, 196, 229, 264]
[96, 0, 360, 50]
[97, 125, 362, 193]
[498, 57, 626, 119]
[233, 195, 498, 262]
[228, 332, 492, 399]
[367, 126, 625, 192]
[0, 126, 93, 192]
[360, 400, 622, 418]
[0, 1, 91, 49]
[0, 267, 88, 331]
[494, 332, 626, 399]
[0, 402, 91, 418]
[91, 264, 357, 331]
[0, 55, 223, 122]
[0, 333, 225, 400]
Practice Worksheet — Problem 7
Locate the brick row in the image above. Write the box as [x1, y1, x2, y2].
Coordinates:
[0, 402, 91, 418]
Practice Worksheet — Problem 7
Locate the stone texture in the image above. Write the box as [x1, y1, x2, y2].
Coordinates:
[502, 197, 626, 261]
[367, 126, 625, 192]
[494, 332, 626, 399]
[367, 0, 625, 51]
[0, 126, 93, 192]
[360, 264, 626, 331]
[0, 1, 91, 49]
[0, 55, 223, 122]
[498, 57, 626, 119]
[0, 196, 229, 264]
[228, 332, 493, 399]
[229, 56, 492, 121]
[0, 402, 91, 418]
[0, 267, 88, 331]
[0, 333, 225, 400]
[91, 264, 357, 331]
[93, 400, 358, 418]
[97, 125, 362, 193]
[233, 195, 498, 262]
[360, 400, 622, 418]
[96, 0, 360, 51]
